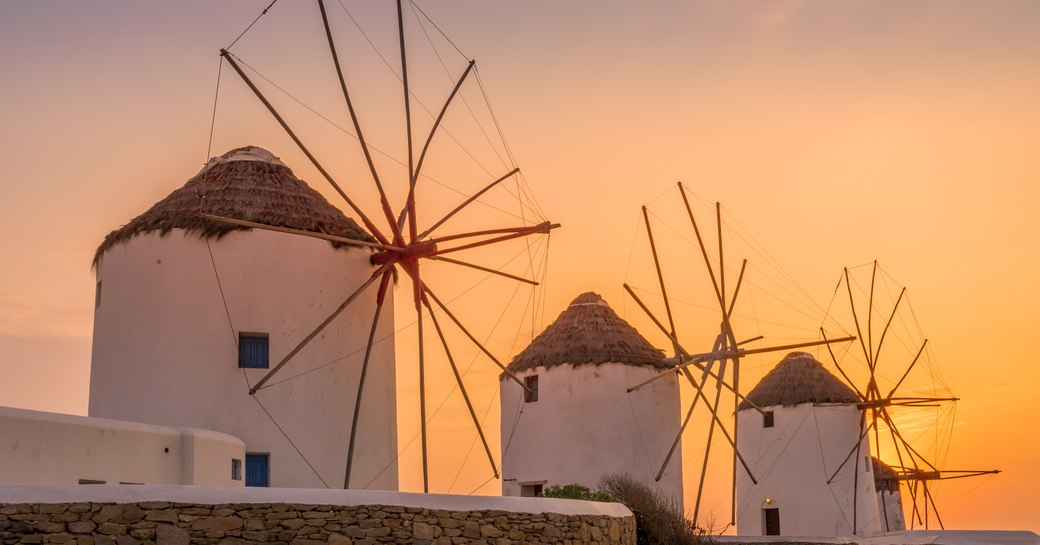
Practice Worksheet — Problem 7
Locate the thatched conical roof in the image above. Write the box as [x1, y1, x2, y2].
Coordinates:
[506, 292, 667, 373]
[94, 146, 372, 266]
[872, 457, 901, 492]
[738, 351, 860, 410]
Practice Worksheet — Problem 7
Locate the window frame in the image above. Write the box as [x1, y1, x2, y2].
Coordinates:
[238, 333, 270, 369]
[524, 375, 539, 403]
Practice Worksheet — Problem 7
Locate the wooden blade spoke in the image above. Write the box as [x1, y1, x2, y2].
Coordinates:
[416, 302, 429, 493]
[716, 202, 726, 316]
[249, 262, 392, 394]
[873, 286, 906, 364]
[693, 355, 728, 525]
[623, 284, 767, 414]
[413, 60, 475, 186]
[317, 0, 402, 244]
[429, 256, 538, 285]
[820, 328, 866, 399]
[642, 206, 680, 356]
[843, 268, 873, 375]
[202, 214, 402, 252]
[421, 282, 530, 392]
[678, 183, 724, 310]
[886, 339, 929, 400]
[726, 259, 748, 320]
[924, 482, 944, 530]
[879, 409, 940, 472]
[827, 414, 874, 484]
[219, 49, 390, 245]
[429, 223, 557, 245]
[343, 270, 393, 488]
[395, 0, 417, 243]
[867, 261, 877, 372]
[422, 295, 499, 478]
[657, 398, 696, 483]
[418, 168, 519, 239]
[427, 222, 559, 257]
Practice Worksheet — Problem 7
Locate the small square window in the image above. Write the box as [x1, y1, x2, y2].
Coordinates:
[239, 334, 269, 369]
[763, 411, 775, 428]
[524, 375, 539, 403]
[232, 458, 242, 481]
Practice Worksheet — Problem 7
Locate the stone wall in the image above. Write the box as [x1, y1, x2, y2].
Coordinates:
[0, 501, 634, 545]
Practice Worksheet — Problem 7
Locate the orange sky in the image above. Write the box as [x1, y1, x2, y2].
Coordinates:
[1, 0, 1038, 533]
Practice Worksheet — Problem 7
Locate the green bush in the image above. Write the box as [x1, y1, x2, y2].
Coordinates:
[539, 483, 617, 502]
[598, 473, 709, 545]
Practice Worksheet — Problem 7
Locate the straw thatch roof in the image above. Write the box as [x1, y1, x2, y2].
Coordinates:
[506, 292, 667, 373]
[738, 351, 860, 410]
[94, 146, 372, 267]
[872, 457, 901, 492]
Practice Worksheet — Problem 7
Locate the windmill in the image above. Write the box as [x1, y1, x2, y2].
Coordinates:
[203, 0, 558, 492]
[820, 261, 999, 531]
[621, 182, 854, 529]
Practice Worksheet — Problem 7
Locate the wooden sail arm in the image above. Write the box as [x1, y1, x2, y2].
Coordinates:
[424, 222, 559, 257]
[218, 49, 391, 246]
[886, 338, 928, 400]
[317, 0, 402, 245]
[622, 283, 768, 414]
[428, 222, 557, 245]
[421, 282, 532, 393]
[201, 214, 403, 252]
[421, 292, 500, 478]
[896, 469, 1000, 481]
[428, 256, 539, 285]
[248, 261, 392, 394]
[398, 60, 477, 236]
[418, 168, 519, 239]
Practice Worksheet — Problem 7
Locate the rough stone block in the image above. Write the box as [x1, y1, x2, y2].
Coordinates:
[155, 524, 189, 545]
[193, 517, 244, 533]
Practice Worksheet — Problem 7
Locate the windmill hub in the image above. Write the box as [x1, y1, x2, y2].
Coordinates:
[370, 239, 438, 265]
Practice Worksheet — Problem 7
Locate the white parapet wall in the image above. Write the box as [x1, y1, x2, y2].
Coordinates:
[0, 406, 244, 486]
[0, 484, 637, 545]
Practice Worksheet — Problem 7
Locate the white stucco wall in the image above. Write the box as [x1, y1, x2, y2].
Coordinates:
[500, 362, 683, 509]
[877, 489, 905, 532]
[736, 403, 882, 537]
[89, 228, 397, 490]
[0, 405, 243, 486]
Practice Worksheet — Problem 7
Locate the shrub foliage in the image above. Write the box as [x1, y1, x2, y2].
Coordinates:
[539, 483, 617, 503]
[598, 473, 708, 545]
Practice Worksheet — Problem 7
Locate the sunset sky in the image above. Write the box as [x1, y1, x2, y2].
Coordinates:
[2, 0, 1039, 534]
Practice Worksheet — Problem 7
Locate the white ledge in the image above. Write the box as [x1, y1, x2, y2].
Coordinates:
[0, 485, 632, 518]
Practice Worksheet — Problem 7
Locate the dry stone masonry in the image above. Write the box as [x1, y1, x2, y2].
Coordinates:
[0, 501, 635, 545]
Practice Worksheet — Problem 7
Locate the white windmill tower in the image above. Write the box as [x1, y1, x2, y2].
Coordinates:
[499, 292, 684, 508]
[89, 146, 399, 490]
[734, 351, 882, 537]
[92, 0, 557, 493]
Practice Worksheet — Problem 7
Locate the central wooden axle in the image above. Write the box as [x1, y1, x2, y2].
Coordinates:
[370, 239, 438, 265]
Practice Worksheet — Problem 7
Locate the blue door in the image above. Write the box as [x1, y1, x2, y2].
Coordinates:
[245, 453, 269, 487]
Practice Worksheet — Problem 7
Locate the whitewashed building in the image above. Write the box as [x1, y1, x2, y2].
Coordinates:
[0, 405, 244, 486]
[735, 351, 885, 537]
[89, 146, 397, 490]
[499, 292, 683, 508]
[873, 457, 907, 533]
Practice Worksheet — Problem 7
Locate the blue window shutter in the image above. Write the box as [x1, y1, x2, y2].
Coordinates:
[245, 453, 269, 487]
[239, 334, 269, 369]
